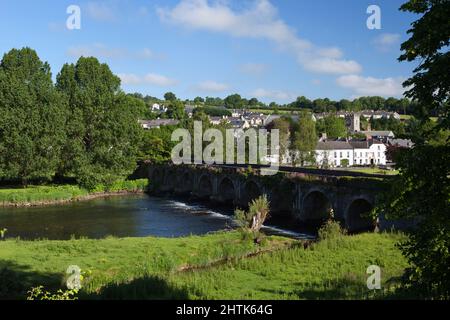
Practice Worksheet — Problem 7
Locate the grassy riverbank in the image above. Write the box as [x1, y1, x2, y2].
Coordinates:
[0, 231, 408, 300]
[0, 179, 149, 206]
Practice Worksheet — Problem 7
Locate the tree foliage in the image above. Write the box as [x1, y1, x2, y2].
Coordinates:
[164, 92, 177, 102]
[224, 94, 245, 109]
[0, 48, 66, 185]
[316, 116, 347, 139]
[399, 0, 450, 129]
[56, 57, 142, 188]
[234, 195, 270, 235]
[268, 117, 291, 163]
[380, 0, 450, 299]
[292, 112, 317, 166]
[165, 100, 186, 120]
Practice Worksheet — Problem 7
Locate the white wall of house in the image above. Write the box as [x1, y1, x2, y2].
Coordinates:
[316, 149, 354, 167]
[353, 143, 387, 166]
[316, 143, 387, 167]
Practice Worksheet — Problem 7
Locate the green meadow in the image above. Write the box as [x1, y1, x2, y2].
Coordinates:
[0, 231, 408, 300]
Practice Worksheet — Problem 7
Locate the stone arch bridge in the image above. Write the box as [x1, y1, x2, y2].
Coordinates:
[135, 163, 392, 233]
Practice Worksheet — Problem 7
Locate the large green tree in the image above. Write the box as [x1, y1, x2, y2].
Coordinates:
[0, 48, 66, 186]
[292, 112, 317, 166]
[224, 94, 244, 109]
[165, 100, 186, 120]
[56, 57, 142, 189]
[381, 0, 450, 299]
[316, 116, 347, 139]
[269, 117, 291, 164]
[164, 92, 177, 102]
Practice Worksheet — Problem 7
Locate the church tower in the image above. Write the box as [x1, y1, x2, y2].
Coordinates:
[346, 113, 361, 132]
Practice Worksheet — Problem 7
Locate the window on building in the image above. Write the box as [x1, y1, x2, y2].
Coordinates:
[334, 152, 337, 158]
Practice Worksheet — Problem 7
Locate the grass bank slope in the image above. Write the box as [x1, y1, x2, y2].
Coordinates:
[0, 231, 407, 300]
[0, 179, 148, 206]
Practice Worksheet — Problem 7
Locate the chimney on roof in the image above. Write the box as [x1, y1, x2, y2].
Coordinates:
[320, 132, 327, 141]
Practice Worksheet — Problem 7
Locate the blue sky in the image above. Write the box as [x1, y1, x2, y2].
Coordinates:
[0, 0, 419, 103]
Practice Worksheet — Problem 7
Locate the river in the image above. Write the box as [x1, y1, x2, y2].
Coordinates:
[0, 194, 315, 240]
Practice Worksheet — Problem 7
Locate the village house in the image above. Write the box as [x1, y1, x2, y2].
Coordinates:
[139, 119, 180, 130]
[151, 103, 167, 113]
[360, 130, 395, 141]
[315, 139, 387, 168]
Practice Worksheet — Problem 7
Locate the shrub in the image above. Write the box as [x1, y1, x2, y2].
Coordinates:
[27, 286, 78, 300]
[318, 220, 345, 241]
[234, 195, 270, 242]
[341, 159, 349, 167]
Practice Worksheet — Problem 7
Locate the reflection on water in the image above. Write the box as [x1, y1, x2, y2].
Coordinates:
[0, 194, 314, 240]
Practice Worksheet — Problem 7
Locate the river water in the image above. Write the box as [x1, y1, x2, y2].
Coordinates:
[0, 194, 314, 240]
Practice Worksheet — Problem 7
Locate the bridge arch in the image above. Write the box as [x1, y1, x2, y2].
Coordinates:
[218, 177, 236, 202]
[346, 198, 376, 232]
[165, 170, 177, 190]
[177, 171, 193, 192]
[151, 168, 164, 185]
[301, 190, 333, 223]
[197, 174, 213, 197]
[270, 179, 296, 213]
[242, 180, 263, 205]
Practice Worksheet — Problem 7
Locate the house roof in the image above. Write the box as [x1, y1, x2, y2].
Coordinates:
[361, 130, 394, 137]
[349, 140, 369, 149]
[387, 138, 414, 148]
[139, 119, 180, 127]
[316, 141, 353, 150]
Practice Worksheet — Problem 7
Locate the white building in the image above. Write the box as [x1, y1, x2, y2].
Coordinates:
[315, 139, 387, 168]
[151, 103, 167, 113]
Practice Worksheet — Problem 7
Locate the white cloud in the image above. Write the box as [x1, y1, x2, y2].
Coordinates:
[239, 63, 269, 76]
[317, 47, 343, 59]
[137, 48, 155, 59]
[119, 73, 179, 87]
[305, 58, 362, 75]
[67, 43, 126, 59]
[336, 74, 406, 97]
[251, 88, 295, 101]
[372, 33, 401, 52]
[144, 73, 179, 86]
[195, 80, 229, 92]
[67, 44, 163, 60]
[86, 2, 116, 22]
[157, 0, 361, 75]
[118, 73, 142, 85]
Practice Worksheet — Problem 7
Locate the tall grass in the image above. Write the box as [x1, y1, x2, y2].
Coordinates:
[0, 185, 88, 205]
[0, 231, 407, 300]
[0, 179, 149, 205]
[166, 232, 408, 300]
[90, 179, 149, 193]
[0, 231, 291, 299]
